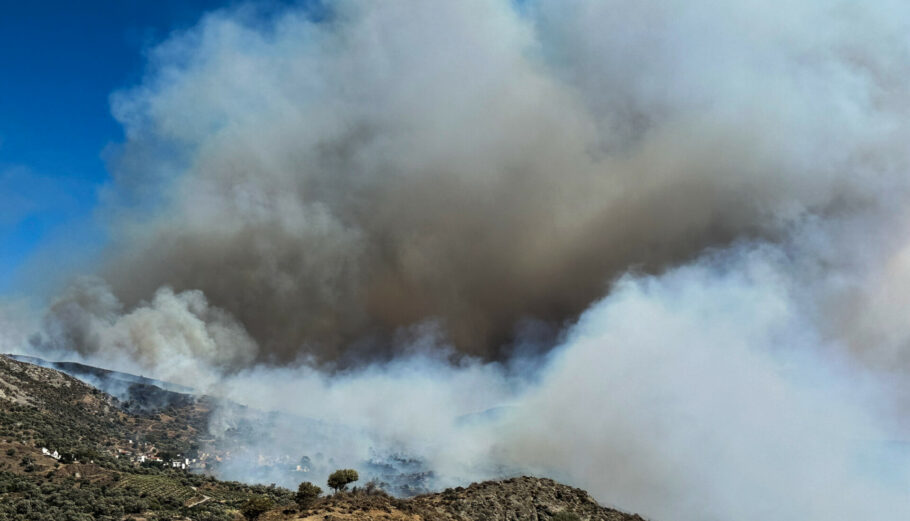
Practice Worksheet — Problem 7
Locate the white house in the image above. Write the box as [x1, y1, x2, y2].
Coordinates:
[40, 448, 60, 460]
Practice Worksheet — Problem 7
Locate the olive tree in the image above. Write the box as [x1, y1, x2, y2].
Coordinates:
[327, 469, 359, 493]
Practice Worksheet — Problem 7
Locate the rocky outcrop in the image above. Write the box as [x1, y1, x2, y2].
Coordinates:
[286, 477, 646, 521]
[413, 477, 644, 521]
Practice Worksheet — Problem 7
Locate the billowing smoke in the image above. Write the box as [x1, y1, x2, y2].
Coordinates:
[19, 0, 910, 519]
[208, 226, 910, 520]
[37, 0, 909, 366]
[35, 278, 257, 386]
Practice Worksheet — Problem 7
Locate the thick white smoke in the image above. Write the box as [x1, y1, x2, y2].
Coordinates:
[199, 214, 910, 520]
[36, 277, 256, 387]
[500, 232, 910, 520]
[17, 0, 910, 519]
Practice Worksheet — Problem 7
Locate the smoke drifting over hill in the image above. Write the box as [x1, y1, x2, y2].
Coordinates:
[16, 0, 910, 519]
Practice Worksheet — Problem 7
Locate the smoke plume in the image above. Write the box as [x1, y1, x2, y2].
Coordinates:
[18, 0, 910, 519]
[36, 0, 909, 366]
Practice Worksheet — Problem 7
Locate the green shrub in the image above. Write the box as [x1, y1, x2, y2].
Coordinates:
[240, 495, 273, 520]
[296, 481, 322, 508]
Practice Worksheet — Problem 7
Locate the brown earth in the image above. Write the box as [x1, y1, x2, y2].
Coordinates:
[268, 477, 646, 521]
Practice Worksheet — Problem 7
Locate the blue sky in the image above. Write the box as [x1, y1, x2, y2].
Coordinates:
[0, 1, 262, 293]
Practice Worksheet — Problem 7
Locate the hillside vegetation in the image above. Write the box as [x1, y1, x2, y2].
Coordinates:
[0, 355, 647, 521]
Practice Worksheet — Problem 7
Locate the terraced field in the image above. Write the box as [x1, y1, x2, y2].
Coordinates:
[115, 473, 202, 504]
[114, 472, 293, 509]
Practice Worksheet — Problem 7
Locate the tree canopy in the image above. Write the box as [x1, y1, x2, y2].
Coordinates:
[327, 469, 359, 492]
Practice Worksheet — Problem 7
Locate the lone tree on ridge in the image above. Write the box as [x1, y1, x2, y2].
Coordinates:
[327, 468, 359, 493]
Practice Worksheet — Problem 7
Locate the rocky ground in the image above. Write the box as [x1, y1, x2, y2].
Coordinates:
[272, 477, 646, 521]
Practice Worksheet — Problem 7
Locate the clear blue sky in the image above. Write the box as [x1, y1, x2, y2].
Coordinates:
[0, 1, 274, 293]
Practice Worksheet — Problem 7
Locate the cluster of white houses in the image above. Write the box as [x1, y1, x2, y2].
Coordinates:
[122, 451, 204, 470]
[109, 439, 208, 470]
[39, 443, 202, 470]
[40, 440, 306, 475]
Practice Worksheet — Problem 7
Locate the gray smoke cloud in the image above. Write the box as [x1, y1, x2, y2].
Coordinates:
[38, 0, 910, 367]
[18, 0, 910, 519]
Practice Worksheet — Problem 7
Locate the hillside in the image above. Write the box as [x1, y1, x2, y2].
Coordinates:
[7, 354, 199, 415]
[0, 355, 648, 521]
[7, 355, 194, 394]
[0, 354, 289, 520]
[270, 477, 645, 521]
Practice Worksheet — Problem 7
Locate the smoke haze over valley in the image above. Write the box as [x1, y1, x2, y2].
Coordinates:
[5, 1, 910, 519]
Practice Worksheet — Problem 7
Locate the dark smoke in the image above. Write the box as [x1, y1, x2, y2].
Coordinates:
[40, 0, 910, 368]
